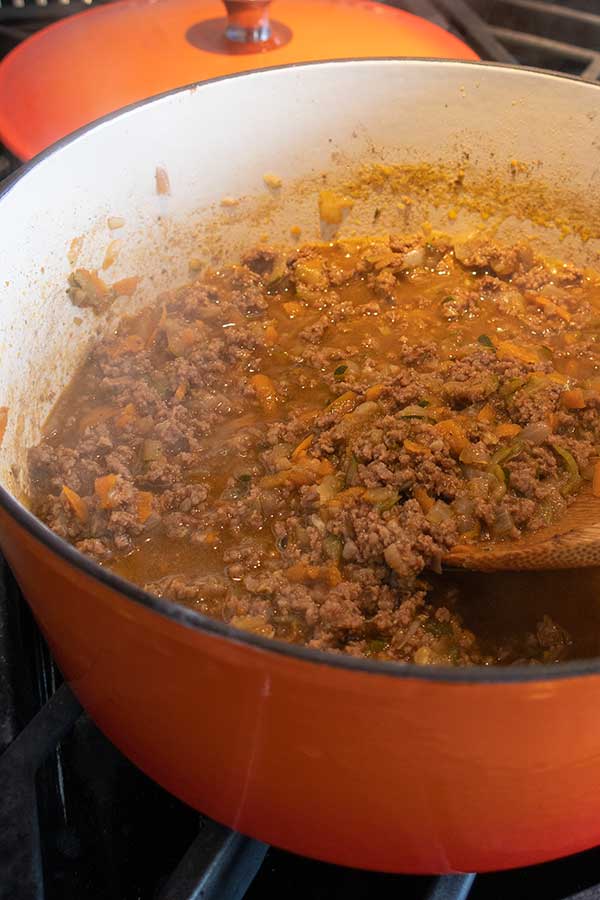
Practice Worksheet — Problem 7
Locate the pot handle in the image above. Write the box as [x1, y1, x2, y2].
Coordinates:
[222, 0, 273, 44]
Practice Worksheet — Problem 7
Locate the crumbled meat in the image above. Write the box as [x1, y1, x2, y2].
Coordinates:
[32, 232, 598, 667]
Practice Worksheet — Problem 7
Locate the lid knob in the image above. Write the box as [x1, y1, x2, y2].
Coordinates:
[223, 0, 272, 44]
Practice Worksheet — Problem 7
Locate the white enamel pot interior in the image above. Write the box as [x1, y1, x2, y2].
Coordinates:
[1, 60, 600, 494]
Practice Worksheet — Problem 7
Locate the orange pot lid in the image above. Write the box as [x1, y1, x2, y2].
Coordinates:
[0, 0, 477, 160]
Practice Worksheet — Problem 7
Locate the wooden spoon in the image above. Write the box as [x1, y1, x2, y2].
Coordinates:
[443, 487, 600, 571]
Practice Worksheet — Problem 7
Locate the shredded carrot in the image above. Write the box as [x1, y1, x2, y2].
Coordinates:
[495, 423, 522, 438]
[328, 487, 365, 506]
[174, 383, 187, 402]
[291, 434, 314, 461]
[265, 324, 278, 345]
[259, 466, 317, 489]
[547, 412, 559, 431]
[282, 301, 303, 318]
[94, 474, 119, 509]
[115, 403, 136, 429]
[327, 391, 357, 415]
[0, 407, 8, 448]
[496, 340, 539, 365]
[112, 276, 139, 297]
[560, 388, 586, 409]
[526, 292, 571, 323]
[435, 419, 468, 454]
[547, 302, 571, 323]
[79, 405, 117, 431]
[365, 383, 385, 401]
[286, 562, 342, 587]
[250, 373, 278, 414]
[62, 486, 88, 523]
[259, 472, 291, 489]
[136, 491, 154, 524]
[78, 269, 108, 297]
[403, 439, 430, 455]
[317, 459, 334, 476]
[548, 371, 570, 385]
[146, 302, 167, 348]
[102, 239, 122, 271]
[477, 403, 495, 425]
[155, 166, 170, 196]
[413, 486, 434, 513]
[108, 334, 145, 357]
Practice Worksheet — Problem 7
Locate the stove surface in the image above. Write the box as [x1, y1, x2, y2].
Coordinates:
[2, 2, 600, 899]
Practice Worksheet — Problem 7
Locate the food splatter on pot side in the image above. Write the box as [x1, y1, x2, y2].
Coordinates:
[27, 233, 600, 665]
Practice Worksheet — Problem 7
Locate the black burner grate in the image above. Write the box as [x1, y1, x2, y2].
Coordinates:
[431, 0, 600, 80]
[3, 2, 600, 898]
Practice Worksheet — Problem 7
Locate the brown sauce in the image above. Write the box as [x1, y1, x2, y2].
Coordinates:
[28, 233, 600, 666]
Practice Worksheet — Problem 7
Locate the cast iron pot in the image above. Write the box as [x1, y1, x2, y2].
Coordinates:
[1, 59, 600, 873]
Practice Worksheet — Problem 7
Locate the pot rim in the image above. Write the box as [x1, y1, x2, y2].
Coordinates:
[3, 56, 600, 685]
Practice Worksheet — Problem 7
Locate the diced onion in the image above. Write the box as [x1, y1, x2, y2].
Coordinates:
[491, 506, 515, 538]
[540, 283, 568, 301]
[402, 247, 426, 269]
[398, 405, 430, 418]
[143, 439, 162, 461]
[426, 500, 453, 524]
[317, 475, 342, 503]
[459, 444, 490, 466]
[520, 421, 551, 444]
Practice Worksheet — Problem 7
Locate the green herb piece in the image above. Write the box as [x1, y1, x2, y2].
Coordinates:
[490, 441, 524, 466]
[334, 364, 348, 382]
[427, 621, 452, 638]
[553, 445, 581, 495]
[488, 463, 507, 485]
[367, 639, 387, 655]
[499, 377, 525, 398]
[142, 439, 162, 461]
[487, 463, 508, 499]
[477, 334, 494, 349]
[417, 400, 430, 408]
[363, 486, 399, 511]
[345, 453, 359, 487]
[323, 534, 343, 564]
[378, 490, 400, 512]
[522, 374, 550, 395]
[221, 474, 252, 501]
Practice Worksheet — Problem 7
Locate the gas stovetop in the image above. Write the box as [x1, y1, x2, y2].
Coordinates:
[3, 2, 600, 899]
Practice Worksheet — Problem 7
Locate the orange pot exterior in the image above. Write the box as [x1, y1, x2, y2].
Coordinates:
[2, 506, 600, 874]
[0, 0, 478, 160]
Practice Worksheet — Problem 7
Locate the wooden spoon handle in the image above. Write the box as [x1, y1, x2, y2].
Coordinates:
[444, 490, 600, 572]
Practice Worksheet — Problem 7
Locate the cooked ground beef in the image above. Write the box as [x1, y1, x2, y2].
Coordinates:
[28, 233, 600, 666]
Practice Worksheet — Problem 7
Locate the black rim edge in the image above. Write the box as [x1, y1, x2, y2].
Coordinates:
[2, 57, 600, 686]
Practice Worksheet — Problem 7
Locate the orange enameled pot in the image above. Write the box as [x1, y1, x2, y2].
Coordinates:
[2, 60, 600, 874]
